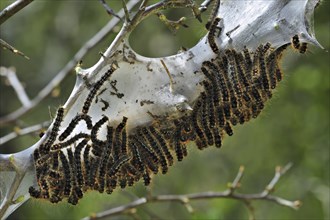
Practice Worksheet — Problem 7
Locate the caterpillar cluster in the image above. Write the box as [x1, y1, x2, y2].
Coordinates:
[30, 31, 305, 204]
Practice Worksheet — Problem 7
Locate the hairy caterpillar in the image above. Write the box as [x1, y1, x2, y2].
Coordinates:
[82, 65, 117, 114]
[291, 34, 308, 54]
[58, 114, 92, 141]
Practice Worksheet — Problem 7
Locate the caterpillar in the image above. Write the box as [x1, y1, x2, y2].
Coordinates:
[205, 0, 221, 29]
[82, 65, 117, 114]
[108, 156, 130, 176]
[59, 151, 72, 197]
[91, 116, 109, 146]
[113, 116, 128, 160]
[291, 34, 308, 54]
[140, 127, 168, 174]
[59, 114, 92, 141]
[133, 134, 160, 174]
[51, 133, 90, 151]
[208, 17, 221, 54]
[75, 139, 87, 187]
[39, 107, 64, 154]
[83, 145, 91, 189]
[97, 126, 113, 193]
[148, 126, 174, 166]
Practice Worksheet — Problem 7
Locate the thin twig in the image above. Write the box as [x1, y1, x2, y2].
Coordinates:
[0, 39, 30, 59]
[228, 165, 244, 193]
[82, 164, 300, 220]
[122, 0, 131, 22]
[83, 198, 148, 220]
[99, 0, 122, 20]
[261, 162, 293, 196]
[0, 67, 31, 108]
[243, 199, 256, 220]
[160, 59, 174, 93]
[199, 0, 214, 12]
[143, 0, 191, 16]
[0, 0, 34, 25]
[0, 0, 139, 126]
[0, 121, 50, 146]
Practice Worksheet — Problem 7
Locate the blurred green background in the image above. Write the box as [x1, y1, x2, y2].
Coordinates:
[0, 0, 329, 219]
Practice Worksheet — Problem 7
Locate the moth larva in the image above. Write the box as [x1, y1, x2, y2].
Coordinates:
[97, 126, 113, 193]
[291, 34, 300, 50]
[224, 122, 233, 136]
[205, 0, 221, 30]
[191, 93, 208, 149]
[108, 156, 130, 176]
[208, 17, 221, 54]
[75, 139, 87, 187]
[200, 93, 214, 146]
[59, 151, 71, 197]
[83, 145, 91, 188]
[91, 116, 108, 146]
[141, 127, 168, 174]
[59, 114, 92, 141]
[113, 116, 128, 159]
[148, 126, 174, 166]
[173, 123, 184, 161]
[51, 133, 90, 151]
[299, 43, 308, 54]
[82, 66, 116, 114]
[129, 140, 144, 173]
[143, 171, 151, 186]
[213, 126, 222, 148]
[134, 133, 159, 174]
[43, 107, 64, 152]
[67, 148, 79, 205]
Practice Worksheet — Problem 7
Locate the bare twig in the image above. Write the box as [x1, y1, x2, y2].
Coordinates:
[156, 12, 188, 34]
[99, 0, 122, 20]
[0, 39, 30, 60]
[261, 163, 293, 196]
[81, 164, 300, 220]
[122, 0, 131, 22]
[143, 0, 191, 16]
[0, 0, 139, 126]
[228, 165, 244, 193]
[0, 0, 34, 25]
[243, 199, 256, 220]
[0, 67, 31, 108]
[199, 0, 214, 12]
[0, 121, 50, 146]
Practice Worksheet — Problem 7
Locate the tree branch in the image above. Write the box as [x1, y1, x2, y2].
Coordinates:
[0, 0, 34, 25]
[0, 67, 31, 108]
[82, 164, 301, 220]
[0, 39, 30, 60]
[0, 120, 50, 146]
